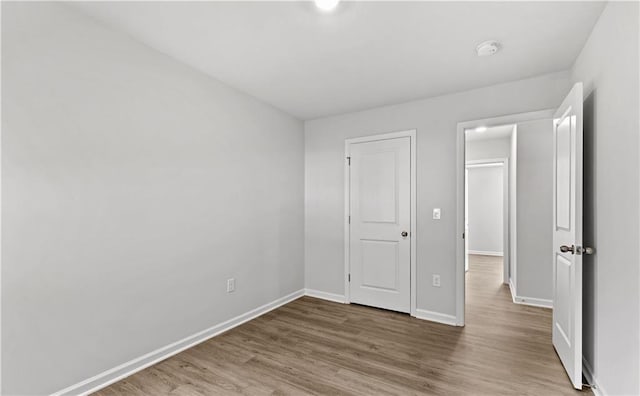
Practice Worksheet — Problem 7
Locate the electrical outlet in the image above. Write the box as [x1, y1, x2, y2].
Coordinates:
[227, 278, 235, 293]
[433, 208, 441, 220]
[432, 274, 441, 287]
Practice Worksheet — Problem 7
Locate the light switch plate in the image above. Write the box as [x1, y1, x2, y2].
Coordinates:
[433, 208, 441, 220]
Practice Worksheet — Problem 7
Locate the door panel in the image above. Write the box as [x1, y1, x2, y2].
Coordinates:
[554, 253, 572, 344]
[556, 116, 572, 230]
[360, 151, 397, 223]
[552, 82, 583, 390]
[361, 240, 399, 291]
[349, 137, 410, 313]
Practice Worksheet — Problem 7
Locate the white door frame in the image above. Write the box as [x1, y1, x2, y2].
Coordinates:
[465, 158, 509, 284]
[344, 129, 417, 316]
[456, 109, 554, 326]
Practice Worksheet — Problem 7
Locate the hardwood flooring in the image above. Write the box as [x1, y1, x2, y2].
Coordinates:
[95, 255, 590, 395]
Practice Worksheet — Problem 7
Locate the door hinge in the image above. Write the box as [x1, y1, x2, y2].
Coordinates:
[348, 274, 351, 282]
[348, 215, 351, 224]
[346, 156, 351, 165]
[462, 232, 465, 239]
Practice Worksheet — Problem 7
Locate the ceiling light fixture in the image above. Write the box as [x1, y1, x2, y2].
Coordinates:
[475, 126, 488, 133]
[476, 40, 500, 57]
[315, 0, 340, 12]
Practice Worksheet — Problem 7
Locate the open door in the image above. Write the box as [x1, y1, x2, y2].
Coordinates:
[552, 82, 584, 389]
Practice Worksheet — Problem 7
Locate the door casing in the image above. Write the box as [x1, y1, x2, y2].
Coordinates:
[344, 129, 417, 317]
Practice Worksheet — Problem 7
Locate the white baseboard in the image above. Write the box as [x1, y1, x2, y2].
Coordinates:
[583, 357, 607, 396]
[468, 250, 503, 257]
[304, 289, 346, 303]
[304, 289, 458, 328]
[52, 289, 305, 396]
[511, 295, 553, 309]
[508, 279, 552, 308]
[415, 309, 459, 326]
[509, 278, 517, 300]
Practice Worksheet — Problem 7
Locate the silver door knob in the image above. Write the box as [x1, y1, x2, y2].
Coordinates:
[560, 245, 575, 254]
[401, 231, 408, 237]
[581, 246, 595, 255]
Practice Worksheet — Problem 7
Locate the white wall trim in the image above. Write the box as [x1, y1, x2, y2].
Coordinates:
[510, 277, 552, 308]
[51, 289, 305, 396]
[508, 279, 552, 309]
[344, 129, 417, 317]
[415, 309, 459, 327]
[465, 160, 505, 168]
[511, 295, 553, 309]
[457, 109, 556, 326]
[583, 357, 606, 396]
[303, 290, 460, 329]
[468, 250, 504, 257]
[509, 277, 517, 301]
[304, 289, 346, 304]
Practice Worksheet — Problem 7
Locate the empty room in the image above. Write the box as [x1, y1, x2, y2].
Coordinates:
[2, 1, 639, 396]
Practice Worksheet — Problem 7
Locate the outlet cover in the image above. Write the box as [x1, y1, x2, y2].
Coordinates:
[432, 274, 441, 287]
[227, 278, 235, 293]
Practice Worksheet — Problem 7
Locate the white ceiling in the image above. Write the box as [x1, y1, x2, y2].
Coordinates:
[465, 124, 514, 142]
[72, 1, 605, 120]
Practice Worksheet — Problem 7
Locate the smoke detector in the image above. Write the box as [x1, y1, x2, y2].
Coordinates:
[476, 40, 500, 57]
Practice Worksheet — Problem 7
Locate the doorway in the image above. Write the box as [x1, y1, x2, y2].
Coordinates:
[456, 109, 556, 325]
[463, 124, 513, 321]
[465, 158, 509, 282]
[344, 130, 417, 315]
[456, 84, 587, 390]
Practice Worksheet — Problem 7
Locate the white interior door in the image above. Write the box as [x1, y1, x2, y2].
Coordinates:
[349, 137, 411, 313]
[552, 82, 583, 389]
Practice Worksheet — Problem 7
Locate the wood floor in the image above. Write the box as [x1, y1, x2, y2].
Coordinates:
[95, 255, 589, 395]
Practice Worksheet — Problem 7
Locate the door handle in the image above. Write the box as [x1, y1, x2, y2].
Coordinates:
[401, 231, 408, 238]
[560, 245, 595, 255]
[560, 245, 575, 254]
[581, 246, 595, 255]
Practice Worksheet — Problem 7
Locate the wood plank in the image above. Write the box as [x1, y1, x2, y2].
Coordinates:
[94, 255, 590, 395]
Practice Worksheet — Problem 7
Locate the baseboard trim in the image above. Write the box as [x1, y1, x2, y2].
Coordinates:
[508, 279, 552, 308]
[583, 357, 606, 396]
[304, 290, 459, 328]
[51, 289, 305, 396]
[511, 289, 553, 308]
[514, 297, 553, 309]
[468, 250, 503, 257]
[304, 289, 346, 303]
[509, 278, 517, 300]
[511, 294, 553, 309]
[415, 309, 459, 326]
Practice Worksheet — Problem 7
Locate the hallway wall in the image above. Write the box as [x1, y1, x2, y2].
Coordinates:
[467, 166, 504, 255]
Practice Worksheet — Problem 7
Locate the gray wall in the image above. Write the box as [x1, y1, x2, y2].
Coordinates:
[467, 166, 503, 254]
[466, 137, 511, 162]
[1, 3, 304, 395]
[571, 2, 640, 394]
[515, 119, 554, 301]
[304, 71, 571, 315]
